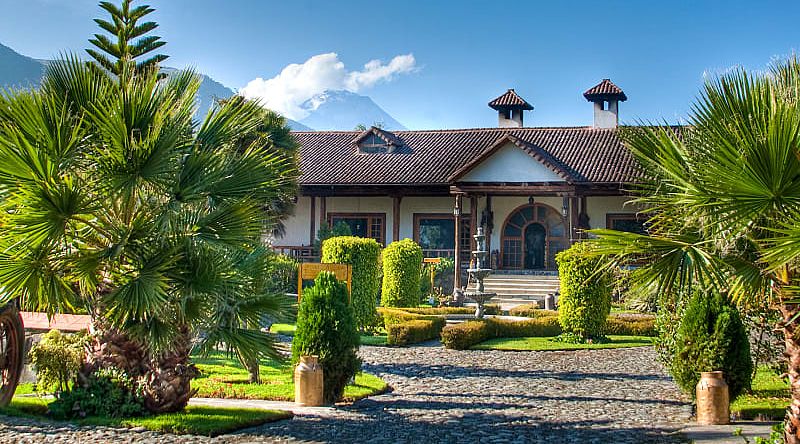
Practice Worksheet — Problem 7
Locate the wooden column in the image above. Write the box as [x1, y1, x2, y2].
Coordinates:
[569, 196, 580, 243]
[309, 196, 316, 245]
[470, 195, 478, 265]
[319, 196, 326, 231]
[453, 194, 463, 290]
[392, 196, 402, 242]
[485, 195, 493, 257]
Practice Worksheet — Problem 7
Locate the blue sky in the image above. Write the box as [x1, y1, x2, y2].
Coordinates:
[1, 0, 798, 129]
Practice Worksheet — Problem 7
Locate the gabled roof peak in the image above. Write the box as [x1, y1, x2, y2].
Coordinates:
[352, 126, 403, 146]
[584, 79, 627, 101]
[488, 89, 534, 110]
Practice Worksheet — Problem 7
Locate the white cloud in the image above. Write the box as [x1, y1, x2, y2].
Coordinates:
[239, 53, 417, 120]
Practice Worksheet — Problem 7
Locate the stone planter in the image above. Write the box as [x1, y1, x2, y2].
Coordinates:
[696, 371, 729, 425]
[295, 355, 324, 406]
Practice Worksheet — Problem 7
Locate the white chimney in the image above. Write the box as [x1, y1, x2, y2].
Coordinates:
[583, 79, 627, 129]
[488, 89, 533, 128]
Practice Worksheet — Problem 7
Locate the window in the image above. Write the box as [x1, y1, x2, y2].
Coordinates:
[413, 214, 471, 259]
[357, 133, 389, 154]
[606, 213, 647, 234]
[329, 213, 386, 245]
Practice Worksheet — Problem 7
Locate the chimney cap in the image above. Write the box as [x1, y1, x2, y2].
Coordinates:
[584, 79, 627, 102]
[489, 88, 534, 110]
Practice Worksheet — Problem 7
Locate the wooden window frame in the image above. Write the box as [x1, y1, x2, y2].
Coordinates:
[413, 213, 470, 261]
[328, 212, 387, 245]
[499, 203, 568, 270]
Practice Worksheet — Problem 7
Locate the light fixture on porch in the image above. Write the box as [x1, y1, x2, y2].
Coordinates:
[528, 196, 535, 205]
[453, 196, 461, 217]
[562, 197, 569, 217]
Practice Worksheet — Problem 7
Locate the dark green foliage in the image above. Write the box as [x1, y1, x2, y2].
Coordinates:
[671, 290, 752, 399]
[556, 242, 612, 339]
[29, 330, 88, 393]
[419, 257, 455, 300]
[386, 319, 446, 346]
[292, 272, 361, 404]
[381, 239, 423, 307]
[267, 254, 298, 294]
[441, 320, 492, 350]
[49, 367, 146, 419]
[441, 317, 563, 350]
[86, 0, 168, 76]
[321, 236, 382, 331]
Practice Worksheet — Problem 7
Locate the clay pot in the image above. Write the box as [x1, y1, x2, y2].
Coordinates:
[696, 371, 730, 425]
[294, 355, 324, 406]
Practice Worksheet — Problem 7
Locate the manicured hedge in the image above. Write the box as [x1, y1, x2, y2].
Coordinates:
[386, 318, 446, 346]
[556, 242, 612, 339]
[508, 303, 539, 318]
[381, 239, 423, 307]
[321, 236, 382, 331]
[441, 314, 655, 350]
[400, 307, 474, 315]
[605, 314, 657, 336]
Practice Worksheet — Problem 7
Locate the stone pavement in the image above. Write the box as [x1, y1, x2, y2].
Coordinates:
[0, 344, 693, 443]
[682, 421, 778, 443]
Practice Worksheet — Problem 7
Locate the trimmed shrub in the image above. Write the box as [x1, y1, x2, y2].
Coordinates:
[49, 367, 145, 419]
[671, 290, 752, 400]
[321, 236, 382, 331]
[420, 257, 455, 300]
[267, 254, 298, 294]
[484, 304, 502, 315]
[605, 314, 657, 336]
[381, 239, 423, 307]
[441, 321, 492, 350]
[509, 303, 540, 318]
[556, 242, 612, 339]
[29, 329, 88, 393]
[387, 318, 446, 346]
[399, 307, 473, 315]
[292, 271, 361, 404]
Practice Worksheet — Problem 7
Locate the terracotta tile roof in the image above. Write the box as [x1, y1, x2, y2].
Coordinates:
[21, 312, 90, 332]
[584, 79, 627, 101]
[488, 89, 534, 110]
[293, 126, 640, 186]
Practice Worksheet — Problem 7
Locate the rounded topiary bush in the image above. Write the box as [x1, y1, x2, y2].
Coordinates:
[556, 241, 612, 339]
[381, 239, 423, 308]
[321, 236, 382, 331]
[292, 271, 361, 404]
[671, 290, 752, 400]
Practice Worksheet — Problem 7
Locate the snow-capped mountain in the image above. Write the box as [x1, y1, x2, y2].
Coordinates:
[298, 90, 406, 131]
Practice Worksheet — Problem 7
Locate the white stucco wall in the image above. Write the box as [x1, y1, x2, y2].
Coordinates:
[584, 196, 640, 229]
[460, 143, 564, 183]
[273, 195, 313, 246]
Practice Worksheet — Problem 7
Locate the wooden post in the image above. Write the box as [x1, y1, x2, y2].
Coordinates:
[570, 196, 580, 243]
[470, 195, 478, 265]
[453, 194, 463, 290]
[392, 196, 402, 243]
[485, 195, 493, 256]
[309, 196, 316, 245]
[319, 196, 326, 232]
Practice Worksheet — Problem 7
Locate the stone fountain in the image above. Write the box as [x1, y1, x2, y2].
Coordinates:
[465, 227, 496, 318]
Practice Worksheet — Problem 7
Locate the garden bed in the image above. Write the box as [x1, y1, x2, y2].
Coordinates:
[192, 351, 388, 402]
[472, 335, 654, 351]
[1, 395, 291, 436]
[731, 366, 789, 420]
[270, 323, 388, 346]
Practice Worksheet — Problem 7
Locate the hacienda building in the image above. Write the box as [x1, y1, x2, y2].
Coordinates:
[273, 79, 644, 297]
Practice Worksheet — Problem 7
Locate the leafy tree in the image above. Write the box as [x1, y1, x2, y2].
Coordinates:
[583, 58, 800, 442]
[555, 242, 612, 339]
[0, 0, 296, 412]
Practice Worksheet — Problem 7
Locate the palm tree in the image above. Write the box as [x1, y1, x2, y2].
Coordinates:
[585, 58, 800, 442]
[0, 0, 297, 412]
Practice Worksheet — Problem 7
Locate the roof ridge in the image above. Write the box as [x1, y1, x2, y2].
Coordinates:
[292, 125, 604, 135]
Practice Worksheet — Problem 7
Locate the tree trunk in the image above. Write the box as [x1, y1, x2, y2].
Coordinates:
[142, 325, 199, 414]
[81, 318, 149, 383]
[780, 302, 800, 444]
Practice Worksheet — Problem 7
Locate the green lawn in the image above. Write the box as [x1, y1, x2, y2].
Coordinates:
[270, 323, 388, 346]
[472, 335, 654, 351]
[731, 366, 789, 420]
[1, 395, 291, 436]
[192, 351, 387, 402]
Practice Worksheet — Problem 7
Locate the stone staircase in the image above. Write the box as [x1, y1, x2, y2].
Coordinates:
[466, 272, 560, 307]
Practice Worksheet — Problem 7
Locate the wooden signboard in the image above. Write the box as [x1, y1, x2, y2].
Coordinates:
[423, 257, 442, 291]
[297, 263, 352, 302]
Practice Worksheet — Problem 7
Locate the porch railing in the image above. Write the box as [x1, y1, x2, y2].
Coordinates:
[272, 245, 319, 263]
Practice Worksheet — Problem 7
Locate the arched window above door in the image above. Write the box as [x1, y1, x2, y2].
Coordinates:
[500, 203, 568, 270]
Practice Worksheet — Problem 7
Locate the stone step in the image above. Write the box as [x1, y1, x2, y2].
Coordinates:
[483, 274, 560, 281]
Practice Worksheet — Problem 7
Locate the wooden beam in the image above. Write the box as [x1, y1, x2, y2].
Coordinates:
[392, 196, 402, 242]
[319, 196, 326, 232]
[309, 196, 316, 245]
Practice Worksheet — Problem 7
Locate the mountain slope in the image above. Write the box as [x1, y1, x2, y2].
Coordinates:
[0, 43, 44, 88]
[299, 90, 406, 130]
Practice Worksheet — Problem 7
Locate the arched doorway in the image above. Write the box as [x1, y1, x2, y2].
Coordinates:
[500, 203, 569, 270]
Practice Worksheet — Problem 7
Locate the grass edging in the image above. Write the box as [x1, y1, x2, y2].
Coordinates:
[472, 335, 654, 351]
[1, 396, 292, 437]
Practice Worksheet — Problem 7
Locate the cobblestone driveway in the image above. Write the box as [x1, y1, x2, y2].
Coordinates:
[0, 345, 691, 443]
